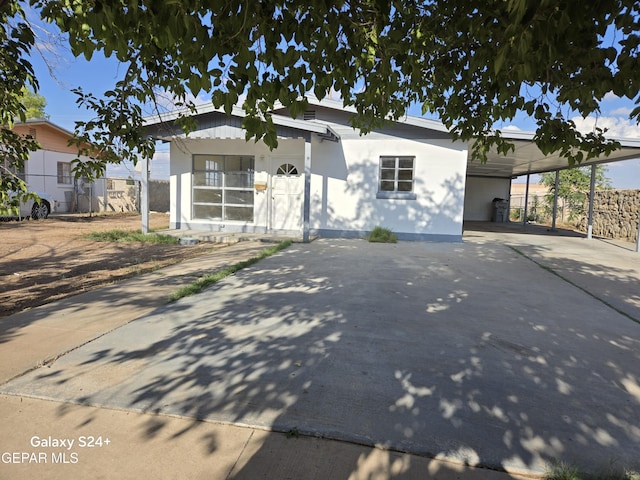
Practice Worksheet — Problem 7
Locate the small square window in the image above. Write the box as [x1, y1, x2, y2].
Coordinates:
[57, 162, 72, 185]
[2, 158, 26, 181]
[377, 156, 416, 199]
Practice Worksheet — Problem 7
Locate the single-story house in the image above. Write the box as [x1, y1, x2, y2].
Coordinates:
[9, 119, 106, 213]
[145, 98, 468, 241]
[144, 97, 640, 241]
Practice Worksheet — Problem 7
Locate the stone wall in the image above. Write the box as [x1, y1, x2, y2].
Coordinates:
[579, 189, 640, 243]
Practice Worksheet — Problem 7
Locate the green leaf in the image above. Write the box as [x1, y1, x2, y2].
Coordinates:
[1, 0, 634, 198]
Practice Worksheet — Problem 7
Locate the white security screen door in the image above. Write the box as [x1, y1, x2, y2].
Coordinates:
[271, 162, 303, 232]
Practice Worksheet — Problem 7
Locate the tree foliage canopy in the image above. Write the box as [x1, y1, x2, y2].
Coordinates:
[20, 86, 47, 119]
[2, 0, 639, 205]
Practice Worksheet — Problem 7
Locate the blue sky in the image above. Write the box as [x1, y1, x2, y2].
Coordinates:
[27, 28, 640, 188]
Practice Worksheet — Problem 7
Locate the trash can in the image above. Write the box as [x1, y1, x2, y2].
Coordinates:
[492, 198, 508, 223]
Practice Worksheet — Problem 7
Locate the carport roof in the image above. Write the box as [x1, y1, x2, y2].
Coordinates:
[468, 131, 640, 178]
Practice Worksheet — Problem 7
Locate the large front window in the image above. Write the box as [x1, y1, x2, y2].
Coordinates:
[192, 154, 254, 221]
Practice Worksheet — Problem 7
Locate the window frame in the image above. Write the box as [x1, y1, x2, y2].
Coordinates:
[57, 162, 73, 185]
[191, 154, 255, 222]
[2, 158, 26, 182]
[376, 155, 417, 200]
[276, 163, 299, 175]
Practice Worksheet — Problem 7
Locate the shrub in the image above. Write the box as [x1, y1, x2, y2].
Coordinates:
[367, 226, 397, 243]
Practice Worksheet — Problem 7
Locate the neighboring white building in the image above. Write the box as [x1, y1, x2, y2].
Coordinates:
[146, 98, 468, 241]
[10, 119, 106, 213]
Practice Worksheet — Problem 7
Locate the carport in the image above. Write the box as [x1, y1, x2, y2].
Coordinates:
[466, 132, 640, 251]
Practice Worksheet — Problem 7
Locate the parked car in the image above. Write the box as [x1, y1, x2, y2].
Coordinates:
[0, 191, 55, 220]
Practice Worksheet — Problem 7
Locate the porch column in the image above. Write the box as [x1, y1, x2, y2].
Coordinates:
[587, 164, 596, 240]
[141, 155, 149, 234]
[303, 138, 311, 243]
[551, 169, 559, 231]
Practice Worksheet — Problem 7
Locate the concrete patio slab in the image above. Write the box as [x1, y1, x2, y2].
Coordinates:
[2, 237, 638, 477]
[465, 222, 640, 323]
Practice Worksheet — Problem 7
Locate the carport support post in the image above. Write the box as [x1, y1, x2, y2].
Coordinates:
[303, 138, 311, 243]
[141, 155, 149, 234]
[551, 170, 559, 231]
[587, 164, 596, 240]
[522, 174, 530, 227]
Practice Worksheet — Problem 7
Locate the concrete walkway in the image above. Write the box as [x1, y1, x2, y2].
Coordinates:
[1, 227, 639, 479]
[0, 241, 270, 383]
[464, 222, 640, 324]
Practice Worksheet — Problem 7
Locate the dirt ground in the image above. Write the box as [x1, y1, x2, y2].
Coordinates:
[0, 213, 215, 318]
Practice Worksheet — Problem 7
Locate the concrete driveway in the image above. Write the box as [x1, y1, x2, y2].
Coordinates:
[2, 232, 639, 476]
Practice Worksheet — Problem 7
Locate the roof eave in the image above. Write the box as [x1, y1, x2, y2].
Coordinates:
[14, 119, 75, 138]
[144, 104, 341, 140]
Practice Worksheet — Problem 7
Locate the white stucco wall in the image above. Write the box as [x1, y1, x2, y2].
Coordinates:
[463, 176, 511, 221]
[169, 137, 305, 231]
[309, 134, 468, 240]
[167, 122, 469, 240]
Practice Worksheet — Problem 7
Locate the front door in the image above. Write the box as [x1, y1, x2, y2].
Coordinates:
[271, 162, 303, 232]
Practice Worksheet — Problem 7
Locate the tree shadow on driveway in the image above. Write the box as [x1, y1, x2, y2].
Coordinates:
[3, 239, 639, 477]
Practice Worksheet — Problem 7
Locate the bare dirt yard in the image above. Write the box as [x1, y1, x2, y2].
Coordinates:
[0, 213, 214, 318]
